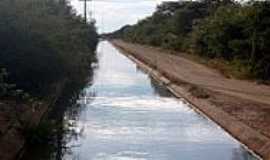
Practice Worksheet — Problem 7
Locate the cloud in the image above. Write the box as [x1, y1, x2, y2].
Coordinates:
[69, 0, 178, 33]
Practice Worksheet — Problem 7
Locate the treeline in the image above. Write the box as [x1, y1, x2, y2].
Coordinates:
[112, 0, 270, 80]
[0, 0, 98, 98]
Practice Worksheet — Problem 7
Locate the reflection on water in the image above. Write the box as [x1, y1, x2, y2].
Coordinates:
[22, 41, 257, 160]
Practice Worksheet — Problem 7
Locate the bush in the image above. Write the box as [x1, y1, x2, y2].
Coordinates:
[192, 2, 270, 79]
[0, 0, 98, 97]
[23, 121, 58, 145]
[113, 0, 270, 80]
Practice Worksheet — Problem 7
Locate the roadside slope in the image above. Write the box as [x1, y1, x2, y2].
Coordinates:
[112, 40, 270, 160]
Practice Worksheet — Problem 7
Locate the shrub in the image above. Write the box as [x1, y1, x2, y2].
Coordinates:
[0, 0, 98, 97]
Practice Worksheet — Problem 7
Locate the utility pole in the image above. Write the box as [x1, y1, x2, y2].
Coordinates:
[84, 0, 87, 23]
[79, 0, 92, 24]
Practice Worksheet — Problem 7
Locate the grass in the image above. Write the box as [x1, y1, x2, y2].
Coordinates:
[188, 86, 210, 99]
[174, 51, 254, 80]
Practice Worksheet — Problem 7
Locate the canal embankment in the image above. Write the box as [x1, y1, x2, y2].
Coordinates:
[111, 40, 270, 160]
[0, 81, 66, 160]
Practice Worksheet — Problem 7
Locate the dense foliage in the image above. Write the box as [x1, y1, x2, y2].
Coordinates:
[113, 0, 270, 80]
[0, 0, 98, 97]
[0, 68, 9, 97]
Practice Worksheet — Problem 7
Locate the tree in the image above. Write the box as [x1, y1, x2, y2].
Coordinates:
[0, 0, 98, 96]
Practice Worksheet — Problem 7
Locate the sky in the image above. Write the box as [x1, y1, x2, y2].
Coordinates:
[69, 0, 178, 33]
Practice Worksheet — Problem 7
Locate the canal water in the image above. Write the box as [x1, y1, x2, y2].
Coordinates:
[23, 41, 257, 160]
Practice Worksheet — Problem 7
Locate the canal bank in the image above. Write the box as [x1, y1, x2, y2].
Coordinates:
[111, 40, 270, 160]
[0, 80, 66, 160]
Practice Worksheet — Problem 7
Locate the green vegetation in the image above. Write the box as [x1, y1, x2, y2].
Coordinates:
[113, 0, 270, 80]
[0, 0, 98, 149]
[0, 0, 98, 98]
[0, 68, 10, 97]
[23, 120, 59, 145]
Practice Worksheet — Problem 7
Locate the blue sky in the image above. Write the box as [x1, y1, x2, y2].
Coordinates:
[69, 0, 178, 33]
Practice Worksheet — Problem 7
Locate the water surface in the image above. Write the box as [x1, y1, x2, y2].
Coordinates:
[62, 41, 257, 160]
